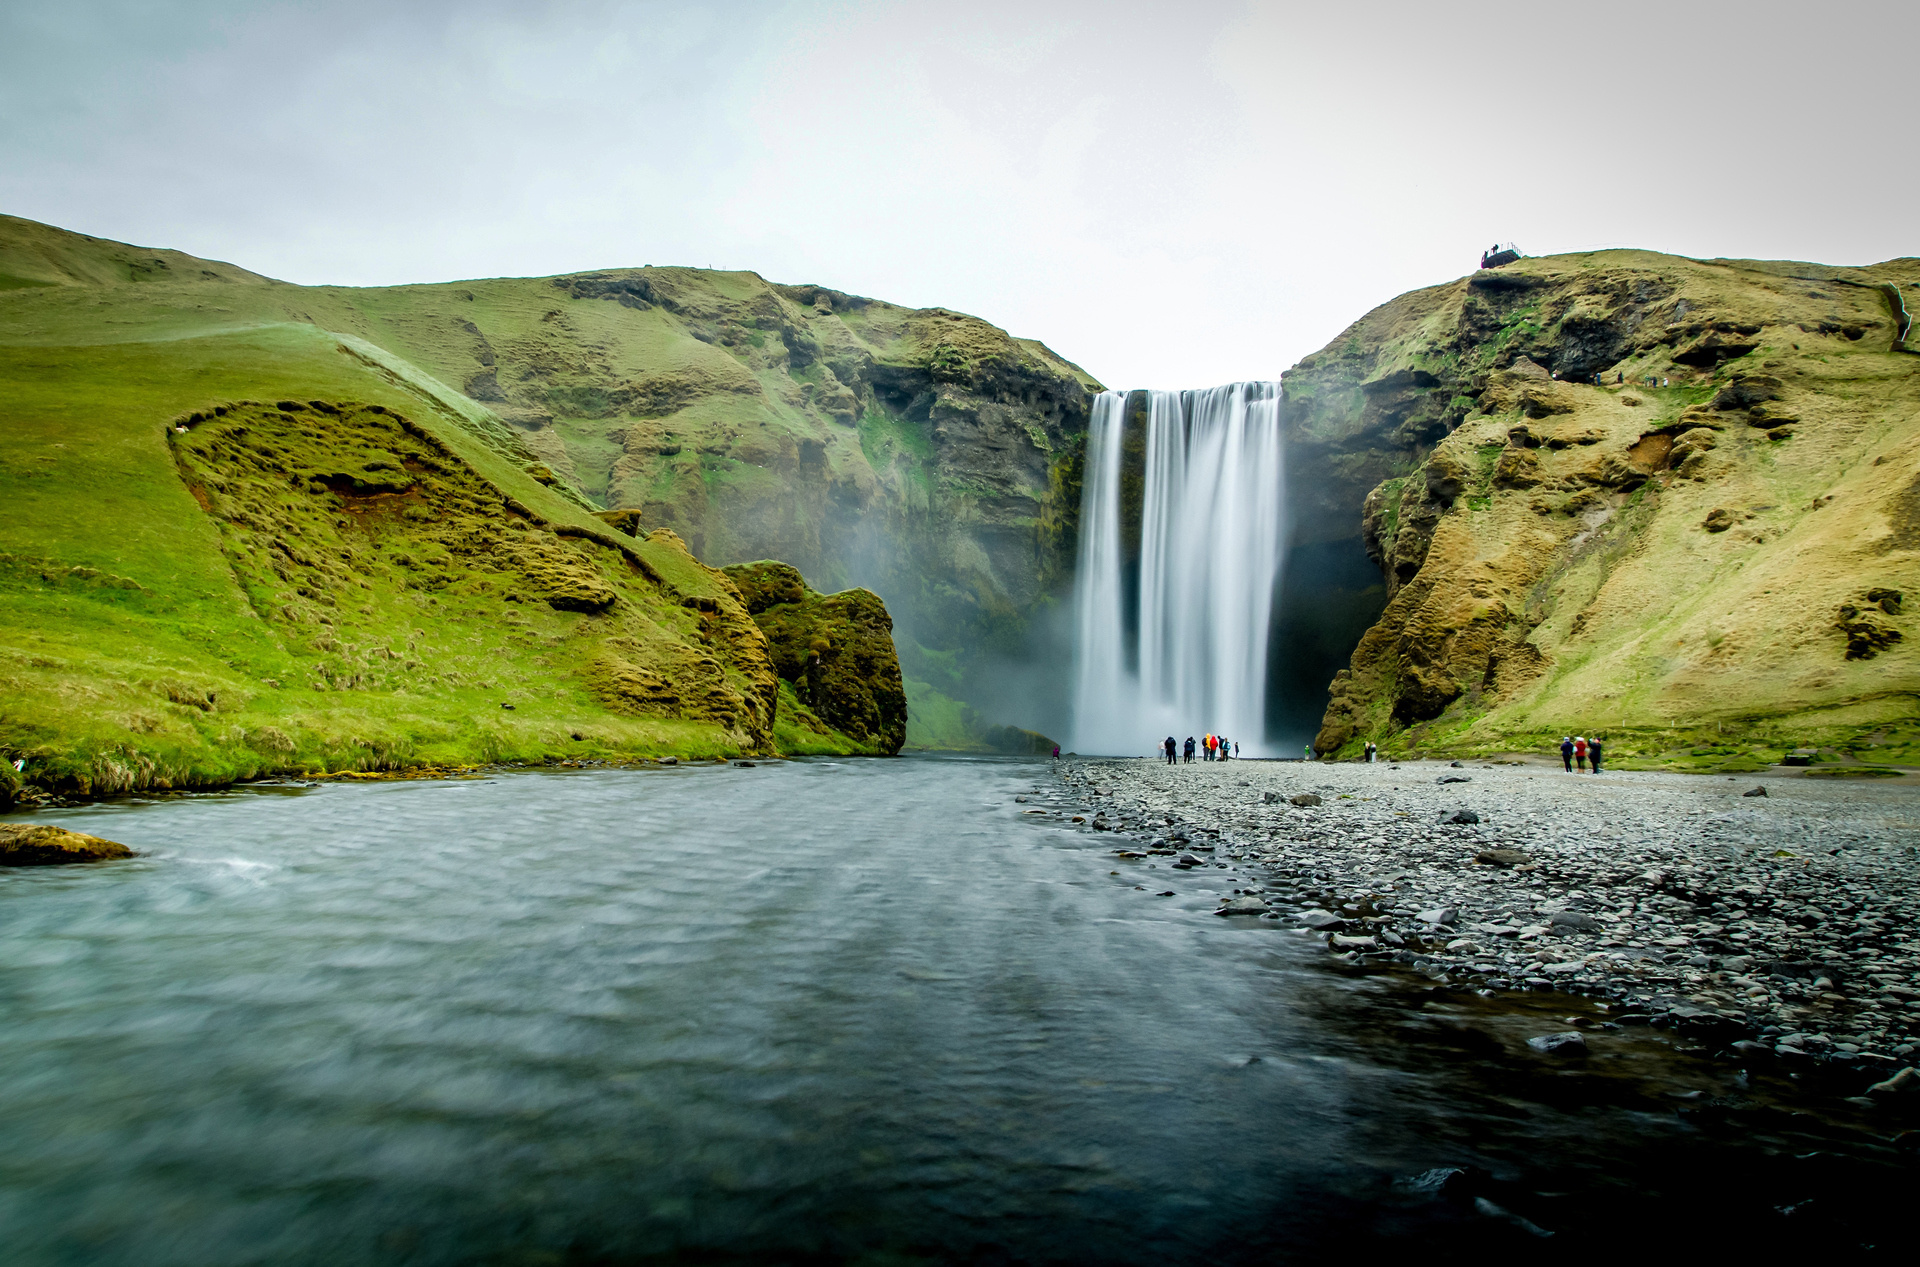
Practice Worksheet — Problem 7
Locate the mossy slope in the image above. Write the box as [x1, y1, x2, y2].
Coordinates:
[0, 213, 1091, 744]
[1297, 250, 1920, 762]
[0, 221, 901, 792]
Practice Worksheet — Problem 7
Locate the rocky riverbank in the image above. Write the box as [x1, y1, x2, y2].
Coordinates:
[1051, 756, 1920, 1080]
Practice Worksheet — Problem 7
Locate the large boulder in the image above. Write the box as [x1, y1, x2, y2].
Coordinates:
[0, 823, 134, 865]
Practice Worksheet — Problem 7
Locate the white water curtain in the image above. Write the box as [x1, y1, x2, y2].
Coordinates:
[1069, 383, 1287, 756]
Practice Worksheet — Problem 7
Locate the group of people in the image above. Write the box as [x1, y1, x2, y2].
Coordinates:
[1559, 735, 1604, 772]
[1162, 734, 1236, 764]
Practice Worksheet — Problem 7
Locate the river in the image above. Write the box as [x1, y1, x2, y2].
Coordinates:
[1, 757, 1909, 1263]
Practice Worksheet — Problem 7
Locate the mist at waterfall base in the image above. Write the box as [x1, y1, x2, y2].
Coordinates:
[1072, 383, 1296, 756]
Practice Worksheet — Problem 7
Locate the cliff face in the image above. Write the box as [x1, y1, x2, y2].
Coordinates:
[1295, 250, 1920, 761]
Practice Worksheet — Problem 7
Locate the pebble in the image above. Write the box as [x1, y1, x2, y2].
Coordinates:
[1053, 757, 1920, 1065]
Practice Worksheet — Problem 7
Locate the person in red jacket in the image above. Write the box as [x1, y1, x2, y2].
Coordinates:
[1574, 736, 1589, 772]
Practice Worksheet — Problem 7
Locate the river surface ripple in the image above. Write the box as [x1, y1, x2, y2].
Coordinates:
[1, 756, 1910, 1264]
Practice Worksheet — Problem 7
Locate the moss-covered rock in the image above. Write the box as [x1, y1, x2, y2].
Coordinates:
[723, 561, 907, 754]
[0, 823, 134, 865]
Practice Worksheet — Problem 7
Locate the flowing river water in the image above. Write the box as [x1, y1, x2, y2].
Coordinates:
[1, 757, 1911, 1264]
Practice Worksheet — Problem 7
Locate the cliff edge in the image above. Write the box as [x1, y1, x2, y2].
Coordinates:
[1294, 250, 1920, 764]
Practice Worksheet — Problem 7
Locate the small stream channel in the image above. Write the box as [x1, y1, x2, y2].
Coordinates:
[1, 756, 1911, 1264]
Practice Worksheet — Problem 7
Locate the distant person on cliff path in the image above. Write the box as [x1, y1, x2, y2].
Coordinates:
[1574, 736, 1589, 772]
[1560, 737, 1574, 772]
[1588, 737, 1604, 773]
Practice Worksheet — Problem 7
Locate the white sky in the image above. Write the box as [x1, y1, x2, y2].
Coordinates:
[3, 0, 1913, 389]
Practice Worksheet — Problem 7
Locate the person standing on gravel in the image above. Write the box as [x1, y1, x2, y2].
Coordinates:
[1574, 736, 1589, 772]
[1163, 736, 1177, 765]
[1184, 736, 1195, 763]
[1559, 736, 1573, 772]
[1588, 736, 1604, 773]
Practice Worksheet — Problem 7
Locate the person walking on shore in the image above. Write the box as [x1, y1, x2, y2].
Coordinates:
[1588, 736, 1604, 774]
[1559, 736, 1574, 772]
[1574, 736, 1589, 772]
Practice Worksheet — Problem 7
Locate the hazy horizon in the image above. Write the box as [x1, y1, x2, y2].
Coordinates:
[4, 0, 1914, 389]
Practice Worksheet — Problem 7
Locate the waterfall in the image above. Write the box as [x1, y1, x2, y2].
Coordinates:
[1069, 382, 1287, 756]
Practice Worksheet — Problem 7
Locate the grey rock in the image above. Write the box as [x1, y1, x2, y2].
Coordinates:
[1262, 791, 1281, 804]
[1299, 909, 1344, 929]
[1743, 786, 1768, 798]
[1330, 933, 1378, 950]
[1436, 775, 1472, 784]
[1867, 1066, 1917, 1097]
[1550, 911, 1603, 932]
[1527, 1031, 1589, 1055]
[1475, 848, 1530, 866]
[1290, 793, 1322, 807]
[1442, 809, 1481, 825]
[1215, 896, 1271, 916]
[1418, 906, 1459, 926]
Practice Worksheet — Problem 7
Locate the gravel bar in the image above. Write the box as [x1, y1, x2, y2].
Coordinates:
[1050, 756, 1920, 1074]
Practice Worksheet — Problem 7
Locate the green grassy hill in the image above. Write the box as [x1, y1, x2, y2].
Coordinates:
[0, 216, 926, 799]
[0, 213, 1098, 783]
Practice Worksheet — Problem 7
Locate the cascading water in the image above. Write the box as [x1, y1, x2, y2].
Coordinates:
[1070, 382, 1286, 755]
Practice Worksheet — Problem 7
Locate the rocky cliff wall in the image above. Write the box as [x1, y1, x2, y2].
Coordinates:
[1294, 250, 1920, 761]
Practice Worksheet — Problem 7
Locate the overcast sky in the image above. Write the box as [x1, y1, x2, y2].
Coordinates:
[3, 0, 1913, 388]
